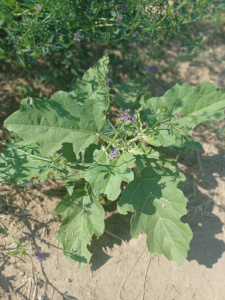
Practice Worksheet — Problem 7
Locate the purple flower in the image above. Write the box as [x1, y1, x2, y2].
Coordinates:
[206, 28, 212, 34]
[73, 31, 81, 42]
[173, 3, 178, 9]
[34, 250, 47, 262]
[25, 181, 33, 188]
[150, 66, 158, 73]
[123, 3, 128, 10]
[110, 148, 119, 159]
[175, 112, 182, 119]
[131, 114, 136, 123]
[25, 13, 28, 18]
[114, 13, 123, 26]
[62, 14, 66, 18]
[120, 113, 130, 121]
[133, 32, 138, 37]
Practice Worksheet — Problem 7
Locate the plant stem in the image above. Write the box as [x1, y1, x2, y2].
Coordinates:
[96, 131, 120, 162]
[156, 0, 176, 26]
[0, 221, 25, 249]
[32, 169, 51, 185]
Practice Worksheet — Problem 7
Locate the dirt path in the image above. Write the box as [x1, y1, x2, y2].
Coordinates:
[0, 34, 225, 300]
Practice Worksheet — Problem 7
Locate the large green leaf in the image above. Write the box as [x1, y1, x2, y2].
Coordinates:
[54, 189, 105, 269]
[144, 82, 225, 147]
[4, 95, 106, 158]
[4, 56, 109, 158]
[84, 150, 135, 201]
[118, 167, 192, 264]
[0, 146, 49, 184]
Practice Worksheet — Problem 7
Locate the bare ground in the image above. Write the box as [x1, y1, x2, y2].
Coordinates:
[0, 34, 225, 300]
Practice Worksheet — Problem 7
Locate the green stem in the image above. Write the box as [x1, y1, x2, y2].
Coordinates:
[96, 132, 120, 162]
[0, 221, 25, 249]
[19, 0, 51, 43]
[32, 168, 51, 185]
[17, 149, 51, 162]
[156, 0, 176, 26]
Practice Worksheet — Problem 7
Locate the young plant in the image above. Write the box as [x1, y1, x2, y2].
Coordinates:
[1, 55, 225, 269]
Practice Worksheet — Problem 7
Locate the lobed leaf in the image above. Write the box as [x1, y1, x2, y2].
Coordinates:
[4, 95, 106, 158]
[84, 150, 135, 201]
[118, 166, 193, 264]
[4, 56, 109, 158]
[144, 82, 225, 147]
[54, 189, 105, 269]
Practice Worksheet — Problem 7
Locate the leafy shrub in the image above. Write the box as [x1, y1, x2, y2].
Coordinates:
[1, 0, 224, 68]
[1, 55, 225, 268]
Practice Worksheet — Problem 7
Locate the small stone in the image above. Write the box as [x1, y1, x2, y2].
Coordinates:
[39, 294, 46, 300]
[67, 278, 72, 282]
[20, 271, 25, 277]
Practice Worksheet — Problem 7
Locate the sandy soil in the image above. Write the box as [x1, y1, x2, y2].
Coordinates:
[0, 33, 225, 300]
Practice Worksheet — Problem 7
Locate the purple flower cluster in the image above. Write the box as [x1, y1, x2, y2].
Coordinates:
[114, 13, 123, 25]
[133, 32, 138, 37]
[173, 3, 178, 9]
[73, 31, 81, 42]
[109, 148, 119, 159]
[150, 66, 158, 73]
[175, 112, 182, 119]
[34, 250, 47, 262]
[120, 109, 136, 123]
[121, 112, 130, 121]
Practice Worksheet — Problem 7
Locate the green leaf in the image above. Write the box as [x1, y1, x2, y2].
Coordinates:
[65, 181, 76, 196]
[84, 151, 135, 201]
[54, 190, 105, 269]
[142, 134, 161, 147]
[4, 94, 106, 158]
[4, 56, 109, 158]
[0, 147, 49, 184]
[70, 54, 109, 103]
[114, 77, 148, 110]
[145, 82, 225, 147]
[129, 142, 159, 159]
[118, 167, 192, 264]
